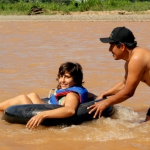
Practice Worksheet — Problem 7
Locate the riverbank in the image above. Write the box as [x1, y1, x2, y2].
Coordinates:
[0, 11, 150, 21]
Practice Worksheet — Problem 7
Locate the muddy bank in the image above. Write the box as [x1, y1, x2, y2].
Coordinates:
[0, 11, 150, 21]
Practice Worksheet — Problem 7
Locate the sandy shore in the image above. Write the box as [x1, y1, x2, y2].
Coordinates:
[0, 11, 150, 21]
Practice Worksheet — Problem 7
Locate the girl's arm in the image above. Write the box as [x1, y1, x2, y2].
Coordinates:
[26, 92, 79, 129]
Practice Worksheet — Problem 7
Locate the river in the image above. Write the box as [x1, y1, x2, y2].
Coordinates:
[0, 21, 150, 150]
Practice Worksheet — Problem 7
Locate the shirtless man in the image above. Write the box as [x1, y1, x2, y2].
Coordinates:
[88, 26, 150, 121]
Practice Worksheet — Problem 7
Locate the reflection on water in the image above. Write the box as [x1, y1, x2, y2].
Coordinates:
[0, 21, 150, 150]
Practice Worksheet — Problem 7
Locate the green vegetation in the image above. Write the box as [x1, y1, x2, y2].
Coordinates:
[0, 0, 150, 15]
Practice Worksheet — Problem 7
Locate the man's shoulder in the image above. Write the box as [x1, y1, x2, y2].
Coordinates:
[132, 47, 150, 58]
[133, 47, 149, 53]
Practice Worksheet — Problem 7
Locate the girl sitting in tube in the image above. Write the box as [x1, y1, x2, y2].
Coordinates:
[0, 62, 96, 129]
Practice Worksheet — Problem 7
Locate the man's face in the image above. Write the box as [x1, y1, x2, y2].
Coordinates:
[109, 43, 123, 60]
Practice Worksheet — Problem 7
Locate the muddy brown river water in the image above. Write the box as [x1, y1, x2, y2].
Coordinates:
[0, 20, 150, 150]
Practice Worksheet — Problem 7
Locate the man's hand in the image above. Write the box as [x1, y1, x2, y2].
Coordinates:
[87, 100, 108, 118]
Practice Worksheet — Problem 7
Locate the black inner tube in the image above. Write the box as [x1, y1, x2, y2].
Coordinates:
[3, 98, 115, 126]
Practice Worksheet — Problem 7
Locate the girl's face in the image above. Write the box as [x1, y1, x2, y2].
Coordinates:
[58, 72, 76, 89]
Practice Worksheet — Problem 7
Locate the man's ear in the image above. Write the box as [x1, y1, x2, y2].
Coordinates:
[121, 43, 126, 51]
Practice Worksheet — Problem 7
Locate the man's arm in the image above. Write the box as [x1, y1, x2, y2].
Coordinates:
[96, 62, 128, 100]
[106, 56, 146, 105]
[96, 79, 125, 99]
[88, 55, 146, 118]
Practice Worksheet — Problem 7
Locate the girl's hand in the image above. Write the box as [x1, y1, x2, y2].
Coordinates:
[26, 113, 44, 130]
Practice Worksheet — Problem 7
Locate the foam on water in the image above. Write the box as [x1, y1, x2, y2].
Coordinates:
[43, 105, 147, 142]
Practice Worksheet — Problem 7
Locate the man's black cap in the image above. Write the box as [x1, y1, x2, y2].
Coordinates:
[100, 27, 135, 43]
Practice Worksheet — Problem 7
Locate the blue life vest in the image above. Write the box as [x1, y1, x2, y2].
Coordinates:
[49, 86, 88, 105]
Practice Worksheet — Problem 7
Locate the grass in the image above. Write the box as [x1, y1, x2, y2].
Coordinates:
[0, 0, 150, 15]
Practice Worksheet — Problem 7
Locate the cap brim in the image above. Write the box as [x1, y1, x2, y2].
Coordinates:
[100, 38, 115, 43]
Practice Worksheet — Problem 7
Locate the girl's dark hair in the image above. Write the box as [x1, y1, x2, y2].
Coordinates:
[56, 62, 84, 89]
